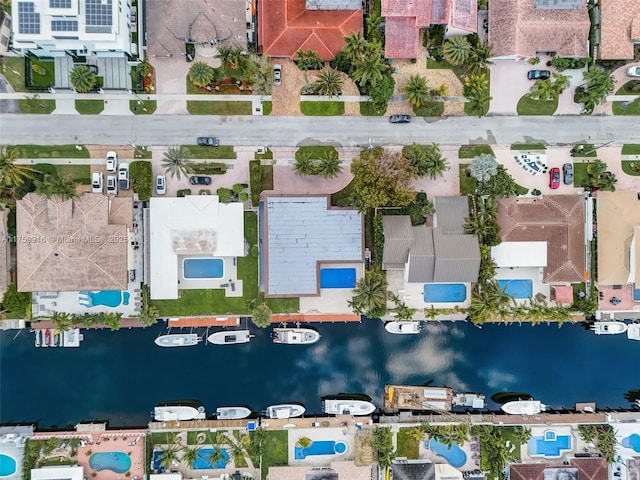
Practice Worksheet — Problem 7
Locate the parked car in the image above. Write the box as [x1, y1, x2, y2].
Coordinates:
[197, 137, 220, 147]
[527, 70, 551, 80]
[92, 172, 103, 193]
[274, 64, 282, 86]
[389, 114, 411, 124]
[549, 167, 561, 189]
[562, 163, 574, 185]
[118, 162, 130, 190]
[106, 151, 118, 173]
[155, 174, 166, 195]
[189, 176, 211, 185]
[627, 67, 640, 78]
[106, 175, 117, 195]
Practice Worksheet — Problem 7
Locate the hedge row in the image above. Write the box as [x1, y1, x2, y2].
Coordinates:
[130, 161, 153, 201]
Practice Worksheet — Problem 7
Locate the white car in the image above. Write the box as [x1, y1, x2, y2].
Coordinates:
[274, 64, 282, 86]
[628, 67, 640, 78]
[155, 174, 166, 195]
[92, 172, 103, 193]
[106, 151, 118, 173]
[106, 175, 117, 195]
[118, 163, 130, 190]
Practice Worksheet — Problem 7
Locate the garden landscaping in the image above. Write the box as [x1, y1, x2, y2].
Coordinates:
[186, 101, 253, 115]
[516, 95, 558, 115]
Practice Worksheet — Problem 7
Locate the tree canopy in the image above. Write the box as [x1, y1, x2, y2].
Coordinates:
[468, 153, 498, 182]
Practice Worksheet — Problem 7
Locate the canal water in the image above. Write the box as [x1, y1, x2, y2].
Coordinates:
[1, 320, 638, 427]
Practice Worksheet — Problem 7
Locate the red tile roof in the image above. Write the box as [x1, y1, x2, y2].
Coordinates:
[384, 17, 420, 59]
[598, 0, 640, 60]
[510, 458, 607, 480]
[259, 0, 362, 60]
[451, 0, 478, 32]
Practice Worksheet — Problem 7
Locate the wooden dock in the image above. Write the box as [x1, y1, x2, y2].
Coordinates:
[271, 313, 361, 323]
[166, 317, 241, 328]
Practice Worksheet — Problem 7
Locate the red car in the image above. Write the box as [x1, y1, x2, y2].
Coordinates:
[549, 167, 561, 189]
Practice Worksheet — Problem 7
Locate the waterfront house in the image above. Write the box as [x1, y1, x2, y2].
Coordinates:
[509, 457, 606, 480]
[594, 0, 640, 60]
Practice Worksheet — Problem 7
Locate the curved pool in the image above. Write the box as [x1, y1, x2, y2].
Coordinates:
[427, 439, 467, 468]
[0, 454, 16, 477]
[89, 452, 131, 473]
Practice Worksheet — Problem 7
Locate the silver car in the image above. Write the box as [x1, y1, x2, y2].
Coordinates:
[628, 67, 640, 78]
[274, 64, 282, 86]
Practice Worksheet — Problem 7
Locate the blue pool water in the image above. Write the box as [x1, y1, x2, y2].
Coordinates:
[622, 434, 640, 452]
[183, 258, 224, 279]
[427, 439, 467, 468]
[79, 291, 130, 308]
[152, 451, 164, 472]
[192, 448, 230, 469]
[0, 454, 16, 477]
[528, 433, 571, 457]
[497, 279, 533, 299]
[89, 452, 131, 473]
[295, 441, 347, 459]
[320, 268, 357, 289]
[424, 283, 467, 303]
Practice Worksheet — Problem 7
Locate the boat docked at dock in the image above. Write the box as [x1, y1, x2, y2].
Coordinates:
[215, 406, 252, 420]
[34, 329, 41, 347]
[384, 321, 421, 335]
[591, 321, 628, 335]
[501, 400, 546, 415]
[154, 401, 206, 421]
[264, 403, 305, 419]
[627, 323, 640, 341]
[272, 326, 320, 345]
[207, 330, 254, 345]
[154, 333, 202, 347]
[322, 393, 376, 416]
[43, 329, 51, 347]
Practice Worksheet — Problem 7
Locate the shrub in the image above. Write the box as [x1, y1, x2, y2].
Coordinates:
[188, 162, 227, 175]
[528, 57, 540, 65]
[251, 245, 259, 258]
[1, 283, 30, 315]
[217, 187, 233, 203]
[551, 57, 591, 71]
[129, 161, 153, 201]
[249, 160, 261, 206]
[177, 189, 191, 197]
[296, 437, 312, 448]
[239, 192, 249, 201]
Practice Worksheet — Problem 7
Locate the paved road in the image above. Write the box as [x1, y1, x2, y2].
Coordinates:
[1, 114, 639, 147]
[0, 78, 20, 114]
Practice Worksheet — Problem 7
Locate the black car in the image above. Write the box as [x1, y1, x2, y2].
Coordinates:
[527, 70, 551, 80]
[189, 176, 212, 185]
[389, 114, 411, 124]
[197, 137, 220, 147]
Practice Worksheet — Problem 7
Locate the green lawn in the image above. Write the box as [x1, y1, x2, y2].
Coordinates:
[10, 145, 90, 159]
[18, 98, 56, 114]
[459, 164, 476, 195]
[255, 148, 274, 160]
[413, 101, 444, 117]
[498, 427, 523, 461]
[613, 99, 640, 115]
[151, 212, 298, 316]
[1, 57, 27, 92]
[615, 80, 640, 95]
[260, 430, 288, 479]
[359, 101, 385, 116]
[330, 178, 355, 206]
[130, 100, 157, 115]
[426, 58, 467, 81]
[300, 101, 344, 116]
[37, 164, 91, 184]
[396, 428, 419, 459]
[622, 144, 640, 155]
[573, 162, 589, 187]
[459, 145, 495, 159]
[262, 101, 272, 115]
[27, 58, 55, 88]
[186, 101, 253, 115]
[184, 145, 237, 159]
[75, 99, 104, 115]
[261, 164, 274, 191]
[511, 144, 546, 150]
[621, 161, 640, 176]
[295, 145, 338, 159]
[516, 95, 558, 115]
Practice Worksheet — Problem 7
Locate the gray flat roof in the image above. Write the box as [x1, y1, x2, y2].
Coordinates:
[534, 0, 582, 9]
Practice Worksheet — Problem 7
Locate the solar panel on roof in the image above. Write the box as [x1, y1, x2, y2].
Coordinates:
[85, 0, 112, 33]
[49, 0, 71, 8]
[18, 2, 40, 34]
[51, 19, 78, 31]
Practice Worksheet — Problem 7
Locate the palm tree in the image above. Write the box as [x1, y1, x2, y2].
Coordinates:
[422, 143, 449, 179]
[51, 311, 73, 331]
[466, 89, 491, 117]
[317, 150, 342, 179]
[34, 174, 78, 200]
[529, 79, 556, 101]
[227, 47, 246, 69]
[188, 61, 215, 88]
[402, 74, 431, 108]
[442, 36, 472, 66]
[158, 445, 180, 469]
[348, 271, 388, 318]
[215, 46, 235, 67]
[181, 446, 203, 468]
[0, 147, 37, 200]
[468, 41, 493, 75]
[586, 159, 607, 178]
[293, 153, 316, 177]
[464, 73, 489, 97]
[342, 31, 367, 59]
[313, 69, 343, 98]
[596, 172, 617, 191]
[207, 447, 227, 468]
[243, 54, 273, 95]
[136, 59, 152, 78]
[69, 65, 96, 93]
[352, 43, 387, 88]
[162, 146, 194, 180]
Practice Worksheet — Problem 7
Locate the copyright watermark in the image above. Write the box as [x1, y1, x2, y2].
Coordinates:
[1, 234, 129, 244]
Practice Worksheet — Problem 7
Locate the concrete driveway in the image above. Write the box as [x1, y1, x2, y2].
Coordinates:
[0, 76, 20, 113]
[488, 59, 537, 115]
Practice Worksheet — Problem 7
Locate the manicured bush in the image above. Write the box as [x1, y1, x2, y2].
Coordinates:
[217, 187, 233, 203]
[250, 160, 261, 206]
[188, 162, 227, 175]
[129, 161, 153, 201]
[1, 283, 31, 315]
[177, 189, 191, 197]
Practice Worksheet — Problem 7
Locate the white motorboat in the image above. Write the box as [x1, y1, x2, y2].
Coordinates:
[154, 402, 206, 421]
[215, 406, 252, 420]
[591, 321, 628, 335]
[501, 400, 546, 415]
[155, 333, 202, 347]
[627, 323, 640, 341]
[264, 403, 306, 419]
[272, 327, 320, 345]
[207, 330, 254, 345]
[384, 321, 421, 335]
[34, 329, 41, 347]
[323, 397, 376, 416]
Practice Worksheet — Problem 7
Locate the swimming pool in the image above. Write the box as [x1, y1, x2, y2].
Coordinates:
[426, 439, 467, 468]
[497, 279, 533, 299]
[528, 432, 572, 457]
[423, 283, 467, 303]
[89, 452, 131, 473]
[320, 268, 357, 289]
[295, 441, 348, 459]
[79, 291, 130, 308]
[622, 433, 640, 452]
[191, 448, 230, 469]
[183, 258, 224, 279]
[0, 454, 16, 477]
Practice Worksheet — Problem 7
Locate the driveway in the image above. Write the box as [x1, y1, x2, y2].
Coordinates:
[0, 76, 20, 113]
[488, 59, 537, 115]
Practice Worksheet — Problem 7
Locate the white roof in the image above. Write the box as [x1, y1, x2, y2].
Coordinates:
[31, 466, 84, 480]
[491, 241, 547, 267]
[150, 475, 182, 480]
[149, 196, 245, 299]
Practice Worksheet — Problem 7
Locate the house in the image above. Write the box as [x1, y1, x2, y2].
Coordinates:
[258, 0, 362, 60]
[268, 461, 373, 479]
[148, 196, 245, 300]
[261, 195, 363, 297]
[509, 457, 607, 480]
[381, 0, 477, 59]
[594, 0, 640, 60]
[32, 466, 84, 480]
[382, 197, 481, 284]
[16, 193, 132, 292]
[391, 460, 466, 480]
[488, 0, 590, 59]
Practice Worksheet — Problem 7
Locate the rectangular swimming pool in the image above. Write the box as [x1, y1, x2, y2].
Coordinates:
[497, 279, 533, 299]
[423, 283, 467, 303]
[320, 268, 357, 289]
[528, 433, 572, 457]
[183, 258, 224, 279]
